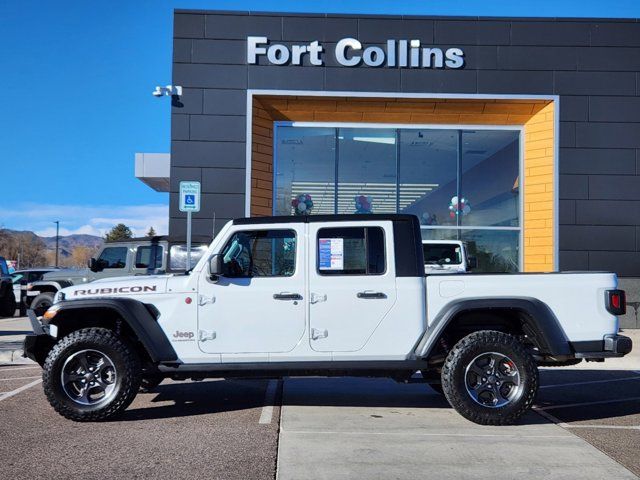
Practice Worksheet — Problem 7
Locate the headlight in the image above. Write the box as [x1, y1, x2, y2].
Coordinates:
[43, 305, 60, 321]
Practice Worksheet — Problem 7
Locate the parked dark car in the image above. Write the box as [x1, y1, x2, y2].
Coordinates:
[0, 256, 16, 317]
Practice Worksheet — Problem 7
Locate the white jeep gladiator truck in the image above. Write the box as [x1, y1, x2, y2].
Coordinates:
[24, 214, 632, 425]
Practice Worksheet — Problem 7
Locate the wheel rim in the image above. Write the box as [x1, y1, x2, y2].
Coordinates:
[61, 349, 117, 406]
[464, 352, 523, 408]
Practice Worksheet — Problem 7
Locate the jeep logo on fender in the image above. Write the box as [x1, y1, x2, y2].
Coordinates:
[73, 285, 157, 296]
[172, 330, 195, 341]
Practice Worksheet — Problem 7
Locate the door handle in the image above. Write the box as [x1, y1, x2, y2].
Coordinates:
[357, 291, 387, 299]
[273, 292, 303, 301]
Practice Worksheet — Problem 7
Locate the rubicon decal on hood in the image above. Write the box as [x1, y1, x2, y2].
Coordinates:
[73, 285, 158, 296]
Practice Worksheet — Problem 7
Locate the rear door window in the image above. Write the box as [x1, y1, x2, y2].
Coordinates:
[316, 227, 385, 275]
[135, 246, 163, 269]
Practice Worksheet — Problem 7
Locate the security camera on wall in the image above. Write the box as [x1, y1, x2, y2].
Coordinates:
[152, 85, 183, 97]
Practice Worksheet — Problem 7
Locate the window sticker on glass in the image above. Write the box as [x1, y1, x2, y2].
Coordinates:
[318, 238, 344, 270]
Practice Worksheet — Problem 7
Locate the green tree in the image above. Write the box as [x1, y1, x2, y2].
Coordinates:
[104, 224, 133, 242]
[146, 226, 156, 238]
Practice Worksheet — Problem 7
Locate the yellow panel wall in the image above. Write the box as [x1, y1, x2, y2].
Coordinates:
[251, 96, 556, 272]
[523, 102, 555, 272]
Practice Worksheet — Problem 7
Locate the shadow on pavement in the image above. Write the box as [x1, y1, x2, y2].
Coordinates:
[119, 369, 640, 424]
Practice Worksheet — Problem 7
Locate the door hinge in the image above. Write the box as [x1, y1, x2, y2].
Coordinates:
[198, 330, 216, 341]
[310, 292, 327, 304]
[311, 328, 328, 340]
[198, 294, 215, 306]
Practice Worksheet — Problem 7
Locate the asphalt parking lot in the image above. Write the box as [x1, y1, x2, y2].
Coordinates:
[1, 317, 638, 479]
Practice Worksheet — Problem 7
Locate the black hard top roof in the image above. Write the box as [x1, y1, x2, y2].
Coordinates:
[233, 214, 419, 225]
[106, 235, 212, 244]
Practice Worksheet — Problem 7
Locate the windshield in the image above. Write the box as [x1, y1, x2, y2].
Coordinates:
[10, 273, 24, 283]
[423, 244, 462, 265]
[169, 245, 208, 271]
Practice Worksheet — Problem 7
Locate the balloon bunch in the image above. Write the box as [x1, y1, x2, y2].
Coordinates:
[448, 196, 471, 218]
[355, 195, 372, 214]
[291, 193, 313, 215]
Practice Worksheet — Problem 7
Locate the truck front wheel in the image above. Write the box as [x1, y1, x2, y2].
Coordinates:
[441, 330, 538, 425]
[31, 292, 55, 316]
[43, 328, 141, 421]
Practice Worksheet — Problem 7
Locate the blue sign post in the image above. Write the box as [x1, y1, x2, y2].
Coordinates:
[179, 181, 201, 270]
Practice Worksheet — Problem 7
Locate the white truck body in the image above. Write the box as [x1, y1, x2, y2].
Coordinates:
[54, 218, 620, 364]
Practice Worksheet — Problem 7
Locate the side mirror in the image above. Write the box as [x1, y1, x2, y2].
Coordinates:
[467, 256, 478, 270]
[88, 258, 98, 272]
[208, 254, 223, 278]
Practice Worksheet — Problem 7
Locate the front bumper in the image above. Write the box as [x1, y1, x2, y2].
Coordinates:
[22, 310, 54, 365]
[570, 334, 633, 359]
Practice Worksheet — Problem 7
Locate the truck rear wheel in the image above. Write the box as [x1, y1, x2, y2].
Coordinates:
[43, 328, 141, 421]
[31, 292, 55, 316]
[441, 330, 538, 425]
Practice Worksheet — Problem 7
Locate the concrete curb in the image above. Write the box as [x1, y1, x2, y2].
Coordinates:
[0, 348, 31, 364]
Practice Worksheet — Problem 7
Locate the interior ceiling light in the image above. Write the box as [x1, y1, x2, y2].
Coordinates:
[352, 136, 396, 145]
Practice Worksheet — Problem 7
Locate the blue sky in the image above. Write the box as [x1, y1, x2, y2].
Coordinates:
[1, 0, 639, 237]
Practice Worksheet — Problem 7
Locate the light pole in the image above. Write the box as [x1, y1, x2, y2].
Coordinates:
[54, 221, 59, 267]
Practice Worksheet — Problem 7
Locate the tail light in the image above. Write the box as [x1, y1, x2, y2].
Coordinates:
[605, 289, 626, 315]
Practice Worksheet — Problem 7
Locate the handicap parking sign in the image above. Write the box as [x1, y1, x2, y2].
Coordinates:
[179, 181, 201, 212]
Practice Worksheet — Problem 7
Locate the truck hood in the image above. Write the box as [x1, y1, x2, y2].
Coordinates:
[42, 268, 91, 283]
[60, 275, 170, 301]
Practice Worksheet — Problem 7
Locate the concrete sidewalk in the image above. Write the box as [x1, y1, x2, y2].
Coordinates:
[276, 377, 637, 480]
[0, 316, 33, 363]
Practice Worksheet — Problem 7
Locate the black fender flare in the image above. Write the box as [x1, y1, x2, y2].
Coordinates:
[414, 297, 571, 358]
[46, 298, 178, 363]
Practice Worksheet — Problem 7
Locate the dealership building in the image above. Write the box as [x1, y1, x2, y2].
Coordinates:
[136, 10, 640, 324]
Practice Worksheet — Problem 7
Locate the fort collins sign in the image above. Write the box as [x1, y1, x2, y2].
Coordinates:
[247, 36, 465, 69]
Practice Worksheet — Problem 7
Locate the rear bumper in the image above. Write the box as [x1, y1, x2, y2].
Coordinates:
[570, 334, 633, 359]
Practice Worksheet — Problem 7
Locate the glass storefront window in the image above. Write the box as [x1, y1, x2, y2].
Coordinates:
[460, 130, 520, 227]
[461, 229, 519, 273]
[337, 128, 397, 214]
[399, 129, 458, 227]
[274, 127, 336, 216]
[272, 124, 521, 271]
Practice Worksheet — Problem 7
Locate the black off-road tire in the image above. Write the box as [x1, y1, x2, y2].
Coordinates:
[441, 330, 538, 425]
[31, 292, 55, 316]
[43, 328, 141, 421]
[0, 290, 16, 317]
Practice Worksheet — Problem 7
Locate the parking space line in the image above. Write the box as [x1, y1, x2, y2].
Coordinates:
[0, 379, 41, 402]
[540, 376, 640, 389]
[259, 379, 279, 424]
[536, 396, 640, 411]
[0, 376, 41, 382]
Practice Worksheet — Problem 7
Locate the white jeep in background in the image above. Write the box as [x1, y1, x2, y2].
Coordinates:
[23, 214, 632, 425]
[422, 240, 476, 274]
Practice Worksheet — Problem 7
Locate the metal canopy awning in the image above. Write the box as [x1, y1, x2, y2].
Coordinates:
[135, 153, 170, 192]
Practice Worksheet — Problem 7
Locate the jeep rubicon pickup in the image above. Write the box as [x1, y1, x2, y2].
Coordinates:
[23, 214, 632, 425]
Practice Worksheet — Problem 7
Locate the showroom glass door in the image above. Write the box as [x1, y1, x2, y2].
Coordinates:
[273, 124, 521, 272]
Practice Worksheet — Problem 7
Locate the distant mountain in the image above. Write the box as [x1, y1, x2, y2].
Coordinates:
[2, 229, 103, 257]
